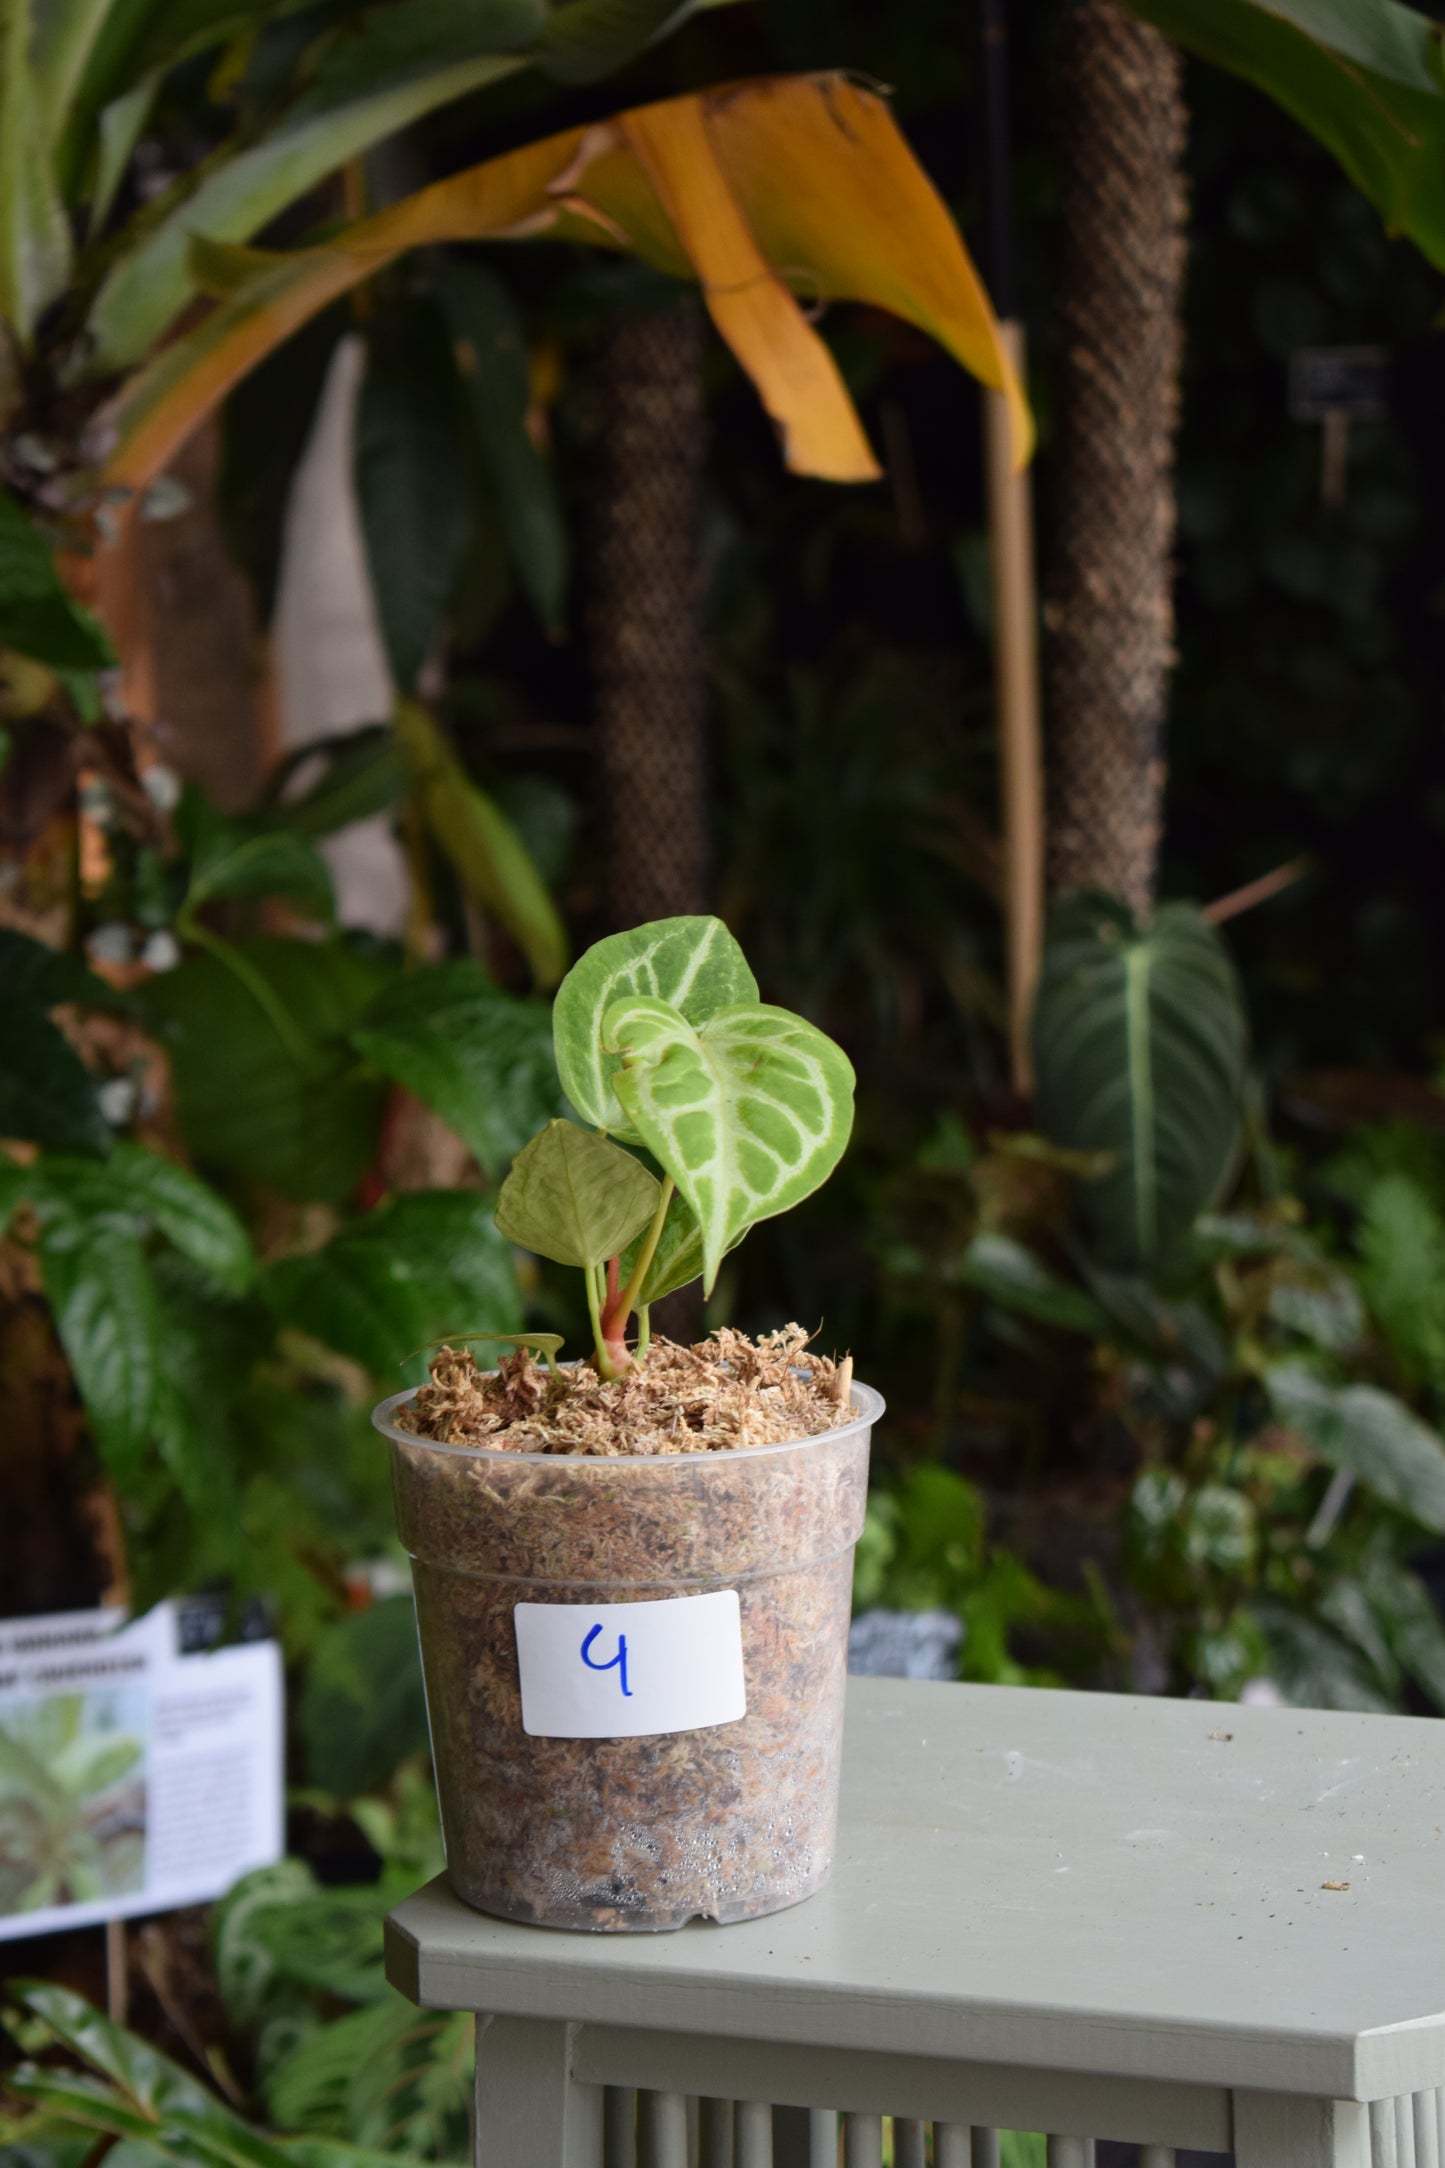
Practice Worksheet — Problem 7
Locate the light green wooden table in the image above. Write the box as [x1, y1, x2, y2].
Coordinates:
[385, 1677, 1445, 2168]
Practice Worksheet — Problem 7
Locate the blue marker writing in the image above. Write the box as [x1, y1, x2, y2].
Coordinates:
[580, 1623, 631, 1698]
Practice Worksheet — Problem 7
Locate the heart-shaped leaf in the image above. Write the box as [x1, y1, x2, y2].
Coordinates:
[604, 997, 854, 1292]
[553, 916, 758, 1139]
[494, 1118, 660, 1268]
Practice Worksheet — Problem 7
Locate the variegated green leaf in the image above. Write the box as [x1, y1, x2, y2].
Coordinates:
[603, 997, 854, 1293]
[494, 1117, 659, 1268]
[552, 916, 757, 1141]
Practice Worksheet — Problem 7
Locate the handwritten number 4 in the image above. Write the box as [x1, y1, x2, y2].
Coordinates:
[581, 1623, 632, 1698]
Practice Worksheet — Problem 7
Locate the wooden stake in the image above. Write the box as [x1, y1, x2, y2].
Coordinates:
[983, 319, 1045, 1094]
[105, 1918, 128, 2025]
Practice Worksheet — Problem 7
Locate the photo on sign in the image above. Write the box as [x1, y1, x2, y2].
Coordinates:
[0, 1685, 149, 1916]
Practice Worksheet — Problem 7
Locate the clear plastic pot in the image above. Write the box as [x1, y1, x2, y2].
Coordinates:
[373, 1382, 882, 1932]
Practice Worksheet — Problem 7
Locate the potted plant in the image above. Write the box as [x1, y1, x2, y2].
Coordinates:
[373, 916, 883, 1931]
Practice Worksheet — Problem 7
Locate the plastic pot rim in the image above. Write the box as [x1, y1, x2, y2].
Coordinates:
[372, 1376, 885, 1467]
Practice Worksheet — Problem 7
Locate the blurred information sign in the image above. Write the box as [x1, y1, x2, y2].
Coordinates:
[0, 1601, 283, 1941]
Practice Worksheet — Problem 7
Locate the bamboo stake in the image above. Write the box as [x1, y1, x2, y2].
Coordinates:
[983, 317, 1044, 1094]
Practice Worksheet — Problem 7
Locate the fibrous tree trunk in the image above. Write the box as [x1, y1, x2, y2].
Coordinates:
[1044, 0, 1187, 918]
[590, 300, 709, 929]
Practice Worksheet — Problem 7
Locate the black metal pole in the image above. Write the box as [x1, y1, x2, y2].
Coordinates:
[978, 0, 1019, 324]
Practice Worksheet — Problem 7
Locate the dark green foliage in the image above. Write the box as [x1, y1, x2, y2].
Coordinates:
[0, 496, 114, 671]
[354, 302, 470, 693]
[266, 1189, 523, 1382]
[1032, 897, 1248, 1267]
[351, 960, 563, 1175]
[138, 940, 390, 1204]
[0, 929, 118, 1157]
[434, 261, 569, 636]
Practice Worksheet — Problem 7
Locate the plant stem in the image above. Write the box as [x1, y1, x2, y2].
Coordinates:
[617, 1176, 675, 1321]
[635, 1305, 651, 1362]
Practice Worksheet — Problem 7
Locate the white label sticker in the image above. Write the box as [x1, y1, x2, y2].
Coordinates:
[514, 1591, 746, 1740]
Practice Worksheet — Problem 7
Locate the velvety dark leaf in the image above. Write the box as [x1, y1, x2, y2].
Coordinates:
[1032, 895, 1248, 1267]
[355, 306, 469, 692]
[351, 959, 563, 1174]
[266, 1189, 521, 1381]
[298, 1597, 429, 1797]
[433, 260, 568, 634]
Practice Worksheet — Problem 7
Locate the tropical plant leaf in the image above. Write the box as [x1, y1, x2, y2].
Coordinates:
[1120, 0, 1445, 272]
[494, 1116, 660, 1267]
[0, 1012, 112, 1155]
[1245, 1599, 1397, 1713]
[180, 792, 335, 919]
[297, 1598, 428, 1800]
[8, 1981, 223, 2120]
[81, 0, 549, 371]
[137, 939, 388, 1203]
[536, 0, 695, 83]
[270, 725, 407, 840]
[1360, 1554, 1445, 1714]
[552, 914, 756, 1139]
[605, 994, 855, 1293]
[1355, 1171, 1445, 1395]
[37, 1223, 163, 1482]
[0, 494, 114, 667]
[0, 1, 73, 340]
[391, 698, 567, 988]
[433, 259, 568, 635]
[266, 1189, 521, 1381]
[1266, 1365, 1445, 1535]
[1032, 895, 1248, 1268]
[960, 1233, 1111, 1335]
[351, 959, 562, 1174]
[102, 78, 1029, 493]
[17, 1142, 254, 1291]
[353, 304, 469, 692]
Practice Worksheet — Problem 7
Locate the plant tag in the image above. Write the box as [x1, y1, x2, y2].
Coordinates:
[514, 1591, 746, 1739]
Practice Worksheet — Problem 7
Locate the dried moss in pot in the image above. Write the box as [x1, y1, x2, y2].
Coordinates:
[374, 917, 884, 1930]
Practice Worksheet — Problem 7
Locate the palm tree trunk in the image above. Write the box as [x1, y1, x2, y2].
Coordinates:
[1044, 0, 1188, 917]
[589, 300, 709, 929]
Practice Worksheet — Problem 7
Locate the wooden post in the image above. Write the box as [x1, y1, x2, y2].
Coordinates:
[983, 318, 1044, 1093]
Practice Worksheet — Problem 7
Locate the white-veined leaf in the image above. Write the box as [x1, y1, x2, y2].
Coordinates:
[604, 995, 854, 1292]
[552, 915, 757, 1140]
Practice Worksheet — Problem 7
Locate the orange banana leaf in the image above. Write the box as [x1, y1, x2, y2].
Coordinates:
[103, 74, 1031, 495]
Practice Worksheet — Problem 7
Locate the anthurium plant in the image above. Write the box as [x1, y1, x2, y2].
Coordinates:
[495, 916, 855, 1377]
